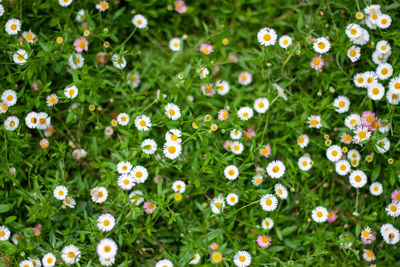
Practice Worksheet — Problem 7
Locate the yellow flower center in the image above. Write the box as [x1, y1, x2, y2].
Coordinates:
[139, 120, 146, 126]
[103, 219, 110, 226]
[263, 34, 271, 41]
[265, 199, 272, 206]
[168, 146, 176, 154]
[340, 165, 346, 171]
[68, 251, 75, 258]
[318, 42, 326, 49]
[316, 211, 323, 217]
[10, 24, 17, 30]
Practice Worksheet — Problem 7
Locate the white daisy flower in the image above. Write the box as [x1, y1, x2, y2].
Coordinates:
[29, 259, 40, 267]
[127, 72, 141, 88]
[99, 257, 115, 266]
[59, 0, 73, 7]
[5, 18, 21, 35]
[226, 193, 239, 206]
[117, 173, 135, 190]
[278, 35, 292, 49]
[63, 196, 76, 208]
[237, 106, 253, 121]
[261, 217, 274, 230]
[96, 238, 118, 259]
[344, 113, 361, 130]
[252, 175, 263, 186]
[364, 4, 380, 14]
[388, 76, 400, 92]
[19, 260, 33, 267]
[376, 63, 392, 80]
[37, 112, 51, 130]
[165, 103, 181, 120]
[129, 190, 144, 206]
[233, 251, 251, 267]
[230, 129, 242, 140]
[46, 94, 59, 107]
[231, 141, 244, 155]
[141, 139, 157, 155]
[313, 37, 330, 54]
[134, 115, 151, 131]
[189, 253, 201, 265]
[353, 73, 367, 88]
[197, 67, 209, 79]
[224, 165, 239, 180]
[274, 183, 288, 199]
[131, 166, 148, 183]
[353, 126, 371, 143]
[53, 185, 68, 200]
[90, 187, 108, 203]
[169, 38, 181, 51]
[97, 213, 115, 232]
[96, 1, 109, 12]
[345, 23, 362, 40]
[376, 137, 390, 153]
[116, 113, 130, 126]
[260, 194, 278, 212]
[369, 182, 383, 196]
[333, 96, 350, 113]
[111, 54, 126, 69]
[42, 253, 56, 267]
[382, 226, 400, 244]
[266, 160, 286, 179]
[387, 89, 400, 105]
[298, 155, 312, 171]
[364, 71, 378, 86]
[257, 27, 277, 46]
[4, 116, 19, 131]
[0, 226, 11, 241]
[13, 49, 28, 65]
[311, 206, 328, 223]
[210, 196, 225, 214]
[347, 149, 361, 162]
[163, 141, 182, 159]
[297, 134, 309, 148]
[386, 202, 400, 217]
[335, 160, 351, 176]
[372, 50, 388, 65]
[254, 98, 269, 113]
[132, 14, 148, 28]
[61, 244, 81, 264]
[326, 145, 342, 162]
[352, 28, 369, 45]
[117, 161, 132, 174]
[377, 14, 391, 29]
[347, 46, 360, 62]
[238, 71, 252, 85]
[64, 85, 79, 99]
[68, 53, 84, 69]
[76, 9, 86, 22]
[165, 129, 181, 143]
[0, 102, 8, 114]
[376, 40, 391, 55]
[216, 80, 230, 95]
[172, 180, 186, 193]
[307, 115, 321, 129]
[349, 170, 367, 188]
[155, 259, 173, 267]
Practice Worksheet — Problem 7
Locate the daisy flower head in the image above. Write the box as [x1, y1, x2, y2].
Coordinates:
[97, 213, 115, 232]
[233, 251, 251, 267]
[130, 165, 148, 183]
[252, 174, 263, 186]
[25, 111, 39, 129]
[262, 217, 274, 230]
[326, 210, 337, 223]
[30, 259, 41, 267]
[347, 46, 360, 62]
[274, 83, 288, 100]
[174, 0, 187, 13]
[347, 149, 361, 162]
[169, 37, 181, 51]
[199, 43, 213, 55]
[363, 250, 376, 262]
[238, 71, 252, 85]
[96, 238, 118, 259]
[387, 89, 400, 105]
[231, 141, 244, 154]
[376, 137, 390, 153]
[254, 97, 269, 113]
[349, 170, 367, 188]
[90, 187, 108, 203]
[377, 14, 391, 29]
[353, 126, 371, 143]
[111, 54, 126, 69]
[165, 103, 181, 120]
[4, 116, 19, 131]
[0, 102, 8, 113]
[166, 129, 181, 143]
[257, 27, 277, 46]
[201, 83, 215, 96]
[129, 190, 144, 206]
[353, 28, 369, 45]
[259, 144, 271, 158]
[155, 259, 173, 267]
[163, 141, 182, 159]
[345, 23, 362, 40]
[59, 0, 73, 7]
[364, 71, 378, 88]
[360, 226, 375, 244]
[224, 165, 239, 180]
[297, 134, 309, 148]
[46, 94, 59, 107]
[134, 115, 151, 131]
[19, 260, 33, 267]
[197, 67, 209, 79]
[364, 4, 381, 15]
[381, 224, 400, 244]
[216, 80, 230, 95]
[237, 106, 253, 121]
[73, 37, 88, 53]
[211, 196, 225, 214]
[132, 14, 148, 28]
[353, 73, 367, 88]
[279, 35, 292, 49]
[96, 1, 109, 12]
[298, 155, 312, 171]
[141, 139, 157, 154]
[266, 160, 285, 179]
[335, 159, 351, 176]
[260, 194, 278, 212]
[218, 109, 229, 120]
[313, 37, 330, 54]
[42, 253, 56, 267]
[372, 50, 388, 65]
[36, 112, 51, 130]
[53, 185, 68, 200]
[117, 161, 132, 174]
[307, 115, 321, 129]
[311, 206, 328, 223]
[361, 111, 375, 127]
[172, 180, 185, 193]
[274, 183, 288, 199]
[0, 5, 4, 18]
[127, 71, 141, 88]
[230, 129, 242, 140]
[99, 256, 115, 266]
[68, 53, 84, 69]
[376, 63, 393, 80]
[117, 113, 130, 126]
[376, 40, 391, 55]
[63, 196, 75, 208]
[117, 173, 135, 190]
[226, 193, 239, 206]
[189, 253, 201, 265]
[61, 244, 81, 264]
[0, 226, 10, 241]
[326, 145, 342, 162]
[13, 49, 28, 65]
[76, 9, 85, 22]
[64, 85, 78, 99]
[370, 182, 383, 196]
[389, 76, 400, 92]
[257, 235, 272, 248]
[333, 96, 350, 113]
[5, 19, 21, 35]
[386, 202, 400, 217]
[310, 55, 324, 71]
[344, 113, 361, 130]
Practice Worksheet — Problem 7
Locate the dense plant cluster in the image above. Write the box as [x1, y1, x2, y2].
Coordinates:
[1, 0, 400, 266]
